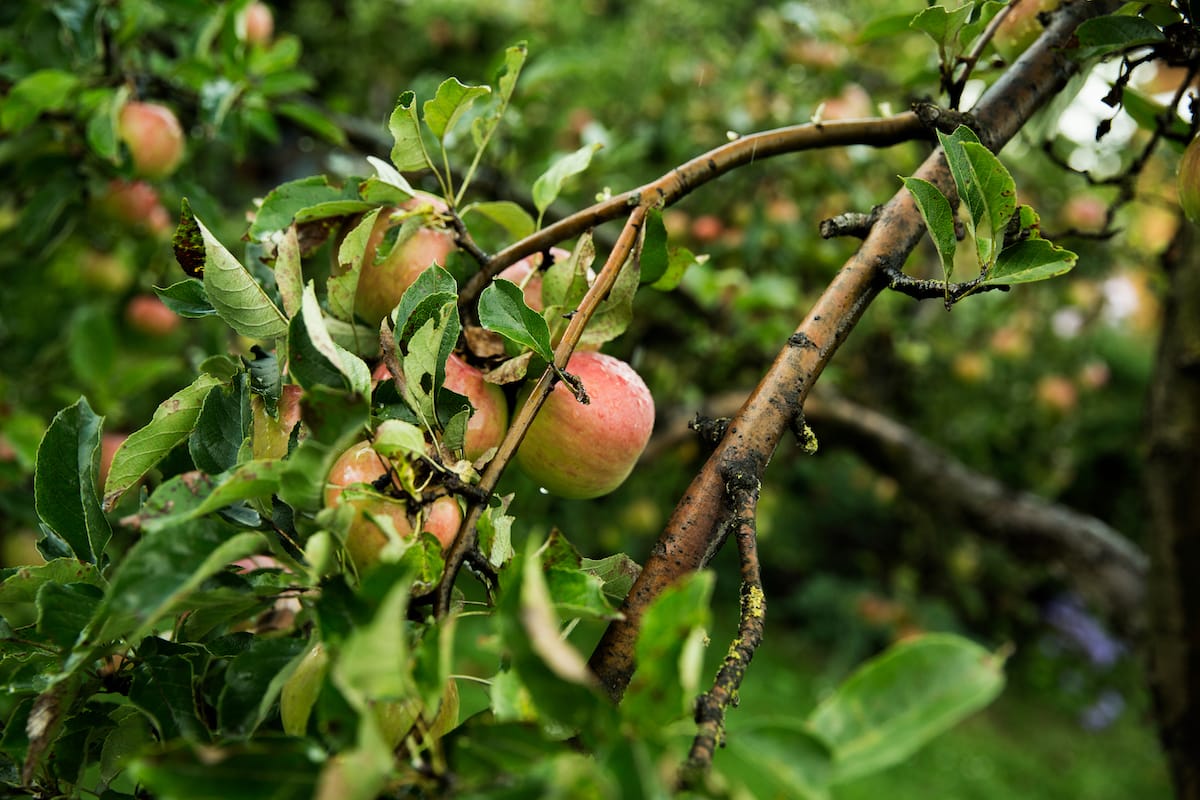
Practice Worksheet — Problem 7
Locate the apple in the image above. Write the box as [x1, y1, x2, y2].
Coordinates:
[690, 214, 725, 243]
[324, 440, 462, 570]
[251, 384, 303, 460]
[124, 294, 180, 336]
[1177, 135, 1200, 225]
[99, 432, 127, 486]
[79, 249, 133, 293]
[341, 201, 457, 326]
[1035, 374, 1078, 414]
[240, 2, 274, 45]
[97, 179, 171, 236]
[443, 353, 508, 461]
[118, 101, 185, 179]
[515, 351, 654, 499]
[992, 0, 1060, 62]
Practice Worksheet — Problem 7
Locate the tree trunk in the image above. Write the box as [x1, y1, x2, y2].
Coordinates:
[1145, 219, 1200, 799]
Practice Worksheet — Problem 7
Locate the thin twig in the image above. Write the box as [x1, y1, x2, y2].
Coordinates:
[682, 468, 765, 784]
[456, 114, 928, 311]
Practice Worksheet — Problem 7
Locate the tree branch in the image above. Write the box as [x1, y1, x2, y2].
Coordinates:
[1144, 219, 1200, 800]
[587, 0, 1122, 700]
[456, 114, 929, 311]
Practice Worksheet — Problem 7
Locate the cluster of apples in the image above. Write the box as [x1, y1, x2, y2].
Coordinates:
[318, 205, 655, 571]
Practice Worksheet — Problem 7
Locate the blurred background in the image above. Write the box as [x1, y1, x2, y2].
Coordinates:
[0, 1, 1178, 795]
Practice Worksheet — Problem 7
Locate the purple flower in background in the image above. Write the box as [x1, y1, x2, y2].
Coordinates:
[1043, 593, 1125, 667]
[1080, 689, 1126, 731]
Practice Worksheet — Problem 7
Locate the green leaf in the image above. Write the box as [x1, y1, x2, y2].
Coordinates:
[478, 280, 555, 361]
[1, 70, 79, 132]
[280, 641, 328, 736]
[532, 143, 603, 223]
[248, 176, 364, 241]
[274, 225, 304, 318]
[476, 495, 515, 571]
[37, 582, 103, 650]
[719, 721, 834, 800]
[0, 559, 103, 607]
[807, 633, 1006, 782]
[937, 126, 991, 259]
[103, 374, 223, 510]
[543, 234, 595, 312]
[287, 283, 372, 396]
[90, 520, 267, 642]
[180, 202, 288, 340]
[85, 86, 126, 163]
[327, 208, 382, 323]
[130, 740, 320, 800]
[461, 200, 536, 240]
[538, 531, 619, 621]
[155, 280, 216, 318]
[218, 636, 310, 737]
[931, 123, 1008, 262]
[34, 398, 111, 564]
[333, 581, 414, 706]
[389, 91, 433, 173]
[909, 4, 971, 49]
[622, 571, 713, 732]
[1074, 15, 1166, 61]
[423, 77, 492, 142]
[365, 155, 417, 199]
[902, 177, 957, 280]
[392, 264, 459, 336]
[372, 420, 428, 460]
[471, 42, 528, 150]
[578, 248, 640, 348]
[580, 553, 641, 604]
[399, 296, 460, 428]
[982, 238, 1078, 285]
[276, 100, 348, 146]
[640, 208, 670, 285]
[189, 375, 251, 475]
[67, 306, 117, 390]
[858, 12, 923, 42]
[650, 246, 704, 292]
[960, 141, 1017, 265]
[173, 460, 289, 523]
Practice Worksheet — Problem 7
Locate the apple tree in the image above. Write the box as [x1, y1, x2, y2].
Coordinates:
[0, 1, 1196, 798]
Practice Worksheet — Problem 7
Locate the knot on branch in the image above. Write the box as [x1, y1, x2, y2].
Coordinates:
[912, 102, 986, 144]
[721, 467, 761, 499]
[787, 331, 819, 350]
[819, 206, 882, 240]
[689, 414, 730, 449]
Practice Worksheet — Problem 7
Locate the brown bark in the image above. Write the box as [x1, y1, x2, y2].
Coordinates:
[1145, 220, 1200, 799]
[588, 0, 1122, 700]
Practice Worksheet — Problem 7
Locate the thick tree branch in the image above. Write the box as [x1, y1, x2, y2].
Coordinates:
[588, 0, 1122, 700]
[1145, 220, 1200, 800]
